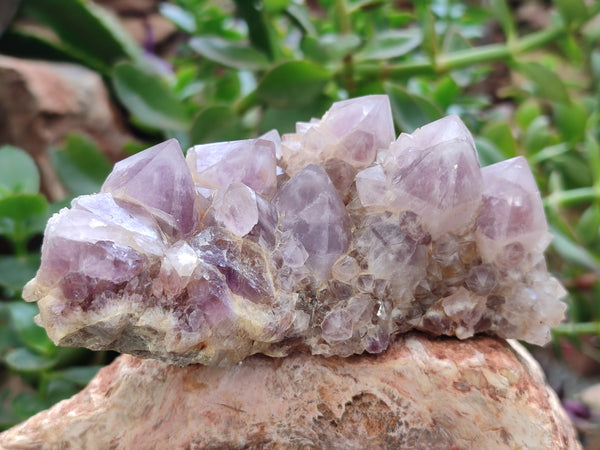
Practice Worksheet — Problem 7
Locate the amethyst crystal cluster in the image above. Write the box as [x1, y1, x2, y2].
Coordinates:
[23, 95, 566, 366]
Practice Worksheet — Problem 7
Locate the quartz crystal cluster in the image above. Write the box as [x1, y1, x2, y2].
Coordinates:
[23, 95, 567, 366]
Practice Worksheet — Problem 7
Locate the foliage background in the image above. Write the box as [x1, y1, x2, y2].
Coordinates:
[1, 0, 600, 434]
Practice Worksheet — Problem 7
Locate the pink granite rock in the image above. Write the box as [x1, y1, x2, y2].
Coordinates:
[0, 333, 581, 449]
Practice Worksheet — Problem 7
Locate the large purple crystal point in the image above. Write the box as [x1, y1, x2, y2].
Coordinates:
[24, 95, 567, 366]
[475, 156, 551, 263]
[358, 115, 483, 237]
[186, 136, 278, 198]
[282, 95, 395, 174]
[101, 139, 199, 238]
[274, 164, 352, 282]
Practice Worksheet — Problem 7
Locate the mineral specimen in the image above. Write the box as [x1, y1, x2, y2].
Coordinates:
[23, 95, 567, 366]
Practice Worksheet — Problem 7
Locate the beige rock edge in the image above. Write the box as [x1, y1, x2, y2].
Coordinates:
[0, 332, 580, 449]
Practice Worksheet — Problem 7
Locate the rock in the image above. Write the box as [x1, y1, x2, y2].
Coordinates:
[0, 333, 580, 449]
[0, 55, 132, 200]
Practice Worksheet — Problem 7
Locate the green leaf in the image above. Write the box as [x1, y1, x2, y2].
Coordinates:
[347, 0, 386, 13]
[593, 281, 600, 320]
[40, 378, 80, 405]
[260, 97, 331, 135]
[524, 116, 554, 155]
[301, 34, 362, 64]
[51, 366, 103, 386]
[23, 0, 140, 72]
[0, 388, 19, 428]
[285, 3, 317, 36]
[0, 194, 47, 222]
[0, 29, 81, 66]
[159, 3, 196, 33]
[7, 302, 54, 356]
[517, 62, 570, 104]
[0, 255, 41, 291]
[0, 146, 40, 195]
[0, 193, 47, 249]
[415, 2, 438, 59]
[552, 153, 593, 189]
[112, 62, 191, 131]
[11, 392, 48, 421]
[257, 61, 332, 108]
[189, 36, 270, 70]
[576, 205, 600, 245]
[553, 0, 587, 27]
[190, 106, 245, 144]
[355, 29, 421, 61]
[481, 122, 517, 159]
[50, 134, 112, 196]
[384, 83, 443, 133]
[0, 303, 21, 353]
[489, 0, 515, 39]
[585, 132, 600, 184]
[233, 0, 275, 59]
[264, 0, 290, 13]
[515, 100, 542, 130]
[554, 101, 587, 143]
[5, 347, 58, 372]
[591, 51, 600, 85]
[550, 226, 600, 271]
[474, 137, 506, 167]
[214, 71, 242, 102]
[432, 76, 459, 109]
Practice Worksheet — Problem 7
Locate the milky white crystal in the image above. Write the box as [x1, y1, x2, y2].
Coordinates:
[23, 95, 567, 366]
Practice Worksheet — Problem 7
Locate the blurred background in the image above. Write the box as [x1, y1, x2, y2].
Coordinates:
[1, 0, 600, 446]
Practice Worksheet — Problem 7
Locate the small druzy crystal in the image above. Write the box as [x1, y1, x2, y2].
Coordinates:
[23, 95, 567, 366]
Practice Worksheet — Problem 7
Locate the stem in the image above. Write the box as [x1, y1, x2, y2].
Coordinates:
[355, 25, 568, 79]
[553, 322, 600, 336]
[516, 26, 565, 53]
[12, 221, 27, 257]
[355, 60, 434, 78]
[544, 187, 600, 207]
[437, 44, 511, 72]
[234, 90, 258, 115]
[334, 0, 354, 92]
[335, 0, 351, 34]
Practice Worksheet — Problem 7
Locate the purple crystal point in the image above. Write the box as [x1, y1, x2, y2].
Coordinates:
[36, 194, 164, 289]
[475, 156, 551, 263]
[186, 137, 278, 198]
[24, 95, 567, 367]
[212, 183, 259, 238]
[282, 95, 395, 174]
[101, 139, 199, 238]
[324, 95, 395, 167]
[274, 164, 352, 282]
[382, 116, 483, 237]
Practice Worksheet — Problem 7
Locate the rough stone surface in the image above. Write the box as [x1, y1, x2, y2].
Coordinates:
[0, 55, 131, 200]
[23, 95, 567, 366]
[0, 333, 581, 449]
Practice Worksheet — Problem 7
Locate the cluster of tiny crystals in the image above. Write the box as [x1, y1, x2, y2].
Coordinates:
[23, 95, 567, 366]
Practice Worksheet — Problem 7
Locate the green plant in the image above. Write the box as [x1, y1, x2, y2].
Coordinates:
[0, 138, 113, 428]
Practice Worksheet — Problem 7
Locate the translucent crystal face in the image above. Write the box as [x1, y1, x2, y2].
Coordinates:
[101, 139, 199, 238]
[23, 95, 567, 366]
